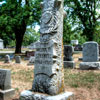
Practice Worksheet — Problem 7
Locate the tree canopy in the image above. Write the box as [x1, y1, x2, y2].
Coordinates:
[0, 0, 41, 53]
[64, 0, 100, 43]
[0, 0, 100, 52]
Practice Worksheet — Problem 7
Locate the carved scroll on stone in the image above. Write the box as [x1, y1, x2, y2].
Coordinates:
[32, 0, 65, 95]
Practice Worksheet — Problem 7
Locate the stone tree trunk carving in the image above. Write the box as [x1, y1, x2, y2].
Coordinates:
[19, 0, 74, 100]
[32, 0, 65, 95]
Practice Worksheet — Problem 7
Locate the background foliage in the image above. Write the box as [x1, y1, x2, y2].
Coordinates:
[0, 0, 100, 52]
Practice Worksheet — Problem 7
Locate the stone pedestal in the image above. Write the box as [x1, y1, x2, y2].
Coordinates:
[20, 90, 74, 100]
[0, 69, 15, 100]
[64, 61, 75, 68]
[0, 89, 15, 100]
[80, 62, 100, 70]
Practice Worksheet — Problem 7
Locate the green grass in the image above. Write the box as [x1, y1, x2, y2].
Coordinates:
[64, 69, 100, 89]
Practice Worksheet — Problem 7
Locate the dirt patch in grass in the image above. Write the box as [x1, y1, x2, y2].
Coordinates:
[0, 53, 100, 100]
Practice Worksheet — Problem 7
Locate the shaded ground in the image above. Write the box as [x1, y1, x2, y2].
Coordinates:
[0, 53, 100, 100]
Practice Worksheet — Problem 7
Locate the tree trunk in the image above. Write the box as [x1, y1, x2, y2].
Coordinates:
[15, 33, 24, 54]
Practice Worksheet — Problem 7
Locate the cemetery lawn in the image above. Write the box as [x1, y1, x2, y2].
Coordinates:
[0, 53, 100, 100]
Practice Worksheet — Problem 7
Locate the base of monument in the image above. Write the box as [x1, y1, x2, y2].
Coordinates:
[0, 88, 15, 100]
[64, 61, 75, 68]
[19, 90, 74, 100]
[80, 62, 100, 70]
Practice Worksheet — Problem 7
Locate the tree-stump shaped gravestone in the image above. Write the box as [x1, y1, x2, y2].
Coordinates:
[80, 41, 100, 70]
[19, 0, 74, 100]
[0, 69, 15, 100]
[64, 45, 75, 68]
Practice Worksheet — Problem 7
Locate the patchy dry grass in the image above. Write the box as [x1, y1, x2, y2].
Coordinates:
[0, 53, 100, 100]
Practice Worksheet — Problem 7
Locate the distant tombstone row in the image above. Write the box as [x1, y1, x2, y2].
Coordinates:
[4, 55, 21, 64]
[64, 45, 75, 68]
[0, 69, 14, 100]
[64, 41, 100, 70]
[80, 41, 100, 70]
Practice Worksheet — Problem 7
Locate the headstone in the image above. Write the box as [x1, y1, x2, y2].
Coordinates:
[27, 56, 35, 65]
[24, 51, 35, 60]
[19, 0, 74, 100]
[0, 39, 4, 49]
[71, 40, 78, 45]
[80, 41, 100, 70]
[4, 55, 10, 63]
[64, 45, 75, 68]
[15, 56, 21, 63]
[83, 42, 98, 62]
[74, 44, 83, 51]
[26, 51, 35, 58]
[0, 69, 15, 100]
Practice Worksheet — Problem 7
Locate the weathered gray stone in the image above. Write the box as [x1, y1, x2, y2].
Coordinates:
[0, 69, 11, 90]
[28, 56, 35, 65]
[32, 0, 65, 95]
[63, 45, 75, 68]
[80, 62, 100, 70]
[64, 45, 74, 61]
[20, 90, 74, 100]
[64, 61, 75, 68]
[0, 69, 15, 100]
[79, 41, 100, 70]
[0, 89, 15, 100]
[19, 0, 74, 99]
[4, 55, 10, 63]
[15, 56, 21, 63]
[83, 41, 99, 62]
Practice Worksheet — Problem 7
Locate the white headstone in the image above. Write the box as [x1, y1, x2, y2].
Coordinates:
[0, 39, 4, 49]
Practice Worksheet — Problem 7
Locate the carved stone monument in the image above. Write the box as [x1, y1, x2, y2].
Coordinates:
[0, 69, 15, 100]
[19, 0, 74, 100]
[15, 56, 21, 63]
[64, 45, 75, 68]
[4, 55, 10, 63]
[80, 41, 100, 70]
